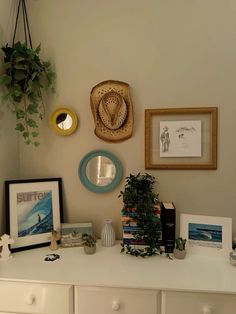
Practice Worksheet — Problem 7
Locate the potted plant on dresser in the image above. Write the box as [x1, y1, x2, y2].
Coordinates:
[119, 173, 162, 257]
[173, 237, 187, 259]
[82, 233, 96, 255]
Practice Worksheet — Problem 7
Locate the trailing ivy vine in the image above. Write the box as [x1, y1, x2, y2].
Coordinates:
[0, 42, 55, 146]
[119, 173, 162, 257]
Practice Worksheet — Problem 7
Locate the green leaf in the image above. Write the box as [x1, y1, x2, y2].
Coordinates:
[31, 72, 38, 80]
[2, 62, 11, 70]
[33, 141, 40, 147]
[0, 74, 11, 85]
[15, 57, 25, 63]
[1, 93, 11, 102]
[22, 131, 29, 139]
[14, 64, 26, 70]
[31, 131, 39, 138]
[27, 104, 39, 114]
[27, 119, 38, 128]
[13, 88, 22, 100]
[35, 44, 41, 54]
[15, 123, 25, 132]
[16, 109, 25, 119]
[14, 70, 26, 81]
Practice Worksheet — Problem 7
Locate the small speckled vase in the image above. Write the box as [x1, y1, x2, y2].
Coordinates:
[101, 219, 116, 247]
[173, 249, 186, 259]
[84, 245, 96, 255]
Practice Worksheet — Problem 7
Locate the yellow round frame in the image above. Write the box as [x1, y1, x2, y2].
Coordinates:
[49, 107, 78, 136]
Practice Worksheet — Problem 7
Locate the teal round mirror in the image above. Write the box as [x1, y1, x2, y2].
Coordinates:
[79, 150, 123, 193]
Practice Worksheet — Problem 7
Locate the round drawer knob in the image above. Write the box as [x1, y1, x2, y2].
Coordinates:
[112, 300, 120, 311]
[26, 294, 35, 305]
[202, 305, 213, 314]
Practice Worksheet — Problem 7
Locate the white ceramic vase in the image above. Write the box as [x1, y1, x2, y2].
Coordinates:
[101, 219, 116, 247]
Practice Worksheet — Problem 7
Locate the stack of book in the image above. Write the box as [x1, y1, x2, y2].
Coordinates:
[121, 205, 162, 247]
[121, 216, 145, 246]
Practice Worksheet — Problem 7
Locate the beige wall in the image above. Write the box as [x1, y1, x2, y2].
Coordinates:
[15, 0, 236, 239]
[0, 0, 19, 234]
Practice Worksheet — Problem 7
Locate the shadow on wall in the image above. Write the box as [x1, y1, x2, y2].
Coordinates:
[0, 186, 6, 235]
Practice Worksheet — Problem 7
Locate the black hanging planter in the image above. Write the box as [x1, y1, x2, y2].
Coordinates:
[0, 0, 55, 146]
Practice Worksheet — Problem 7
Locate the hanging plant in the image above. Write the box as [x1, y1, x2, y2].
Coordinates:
[119, 173, 162, 257]
[0, 0, 55, 146]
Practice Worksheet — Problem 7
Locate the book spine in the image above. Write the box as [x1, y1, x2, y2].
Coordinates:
[161, 203, 176, 253]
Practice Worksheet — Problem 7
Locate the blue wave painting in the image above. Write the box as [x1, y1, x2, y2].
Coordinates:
[17, 191, 53, 237]
[189, 223, 222, 247]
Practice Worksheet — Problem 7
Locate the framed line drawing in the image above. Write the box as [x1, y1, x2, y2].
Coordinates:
[5, 178, 63, 252]
[180, 213, 232, 257]
[145, 107, 217, 169]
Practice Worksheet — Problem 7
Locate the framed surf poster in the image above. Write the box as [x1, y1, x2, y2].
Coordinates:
[5, 178, 63, 252]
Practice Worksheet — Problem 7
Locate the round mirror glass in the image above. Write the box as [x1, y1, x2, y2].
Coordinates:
[50, 107, 78, 136]
[86, 156, 116, 186]
[56, 113, 73, 130]
[79, 150, 122, 193]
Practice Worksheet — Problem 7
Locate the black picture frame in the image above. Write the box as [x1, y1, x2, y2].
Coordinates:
[5, 178, 63, 252]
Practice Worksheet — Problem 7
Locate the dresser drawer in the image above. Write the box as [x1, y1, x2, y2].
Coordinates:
[0, 281, 73, 314]
[75, 286, 159, 314]
[162, 291, 236, 314]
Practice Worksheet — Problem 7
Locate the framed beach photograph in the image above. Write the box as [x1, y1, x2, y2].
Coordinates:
[60, 222, 93, 248]
[145, 107, 217, 169]
[5, 178, 63, 252]
[180, 214, 232, 257]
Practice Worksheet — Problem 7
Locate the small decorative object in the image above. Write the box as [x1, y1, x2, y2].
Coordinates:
[0, 234, 14, 261]
[90, 80, 133, 142]
[119, 173, 162, 257]
[173, 237, 187, 259]
[61, 222, 93, 248]
[82, 233, 96, 255]
[44, 253, 60, 262]
[145, 107, 217, 169]
[49, 107, 78, 136]
[49, 230, 60, 251]
[0, 0, 55, 146]
[229, 250, 236, 266]
[79, 150, 123, 193]
[5, 178, 63, 252]
[101, 218, 116, 247]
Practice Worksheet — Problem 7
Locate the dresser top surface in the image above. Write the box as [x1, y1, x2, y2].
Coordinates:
[0, 241, 235, 294]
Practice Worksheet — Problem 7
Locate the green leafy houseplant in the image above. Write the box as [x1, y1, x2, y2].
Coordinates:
[175, 237, 187, 251]
[119, 173, 162, 257]
[174, 237, 187, 259]
[82, 233, 97, 255]
[0, 41, 55, 146]
[82, 233, 96, 247]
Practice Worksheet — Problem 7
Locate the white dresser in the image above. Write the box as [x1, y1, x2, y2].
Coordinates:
[0, 241, 236, 314]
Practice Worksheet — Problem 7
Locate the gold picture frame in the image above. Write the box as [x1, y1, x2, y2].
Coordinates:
[145, 107, 217, 169]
